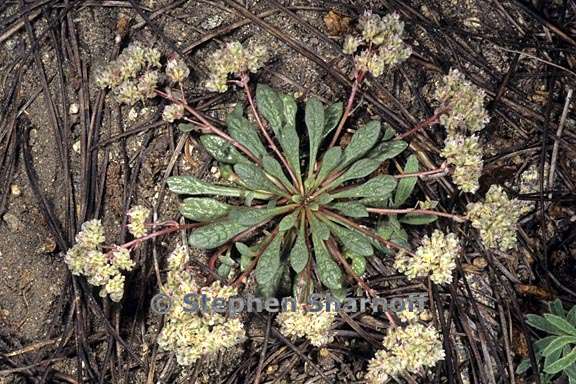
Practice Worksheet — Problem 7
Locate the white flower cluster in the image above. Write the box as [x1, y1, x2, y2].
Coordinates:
[276, 302, 336, 347]
[204, 41, 268, 92]
[165, 57, 190, 83]
[95, 43, 162, 105]
[440, 134, 483, 193]
[342, 11, 412, 77]
[64, 220, 135, 302]
[435, 69, 489, 193]
[162, 103, 185, 123]
[157, 246, 245, 366]
[127, 205, 150, 238]
[434, 69, 489, 134]
[466, 185, 528, 251]
[394, 230, 460, 284]
[365, 323, 445, 384]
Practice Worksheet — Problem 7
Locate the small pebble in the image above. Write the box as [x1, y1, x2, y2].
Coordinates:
[69, 103, 79, 114]
[73, 140, 81, 154]
[10, 184, 21, 197]
[3, 213, 22, 231]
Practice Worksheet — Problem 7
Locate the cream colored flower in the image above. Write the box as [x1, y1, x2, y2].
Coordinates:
[276, 302, 336, 347]
[467, 185, 527, 251]
[162, 103, 185, 123]
[127, 205, 150, 238]
[366, 323, 445, 383]
[204, 41, 268, 92]
[166, 57, 190, 83]
[441, 134, 483, 193]
[158, 247, 245, 366]
[395, 230, 459, 284]
[435, 69, 489, 134]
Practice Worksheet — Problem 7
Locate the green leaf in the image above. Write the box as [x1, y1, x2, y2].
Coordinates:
[331, 175, 397, 199]
[256, 84, 284, 135]
[325, 221, 373, 256]
[544, 347, 563, 372]
[258, 262, 286, 298]
[330, 201, 369, 218]
[376, 216, 408, 253]
[549, 299, 566, 317]
[527, 314, 568, 336]
[544, 314, 576, 335]
[394, 154, 419, 207]
[359, 195, 392, 207]
[382, 124, 396, 141]
[180, 198, 231, 222]
[279, 210, 298, 232]
[237, 242, 255, 271]
[370, 140, 408, 162]
[516, 358, 532, 374]
[188, 220, 248, 249]
[226, 104, 267, 159]
[168, 176, 269, 198]
[312, 233, 342, 290]
[255, 234, 283, 285]
[323, 101, 343, 138]
[229, 206, 293, 226]
[566, 363, 576, 380]
[290, 226, 309, 273]
[399, 214, 438, 225]
[275, 94, 302, 180]
[544, 347, 576, 374]
[305, 97, 325, 177]
[568, 306, 576, 326]
[178, 123, 195, 133]
[310, 215, 330, 240]
[262, 155, 294, 192]
[333, 159, 380, 185]
[315, 147, 342, 185]
[346, 251, 366, 276]
[341, 120, 381, 167]
[542, 336, 576, 357]
[234, 163, 286, 195]
[200, 135, 251, 164]
[535, 336, 559, 352]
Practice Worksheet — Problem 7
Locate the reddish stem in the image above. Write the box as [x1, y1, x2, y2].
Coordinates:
[320, 208, 416, 257]
[396, 107, 448, 140]
[366, 207, 467, 223]
[121, 222, 201, 251]
[394, 162, 449, 179]
[328, 70, 366, 149]
[156, 89, 260, 164]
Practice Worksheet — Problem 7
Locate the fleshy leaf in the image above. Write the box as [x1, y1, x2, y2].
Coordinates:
[544, 314, 576, 335]
[226, 104, 267, 159]
[168, 176, 270, 198]
[312, 233, 343, 290]
[323, 101, 344, 138]
[255, 234, 283, 285]
[310, 214, 330, 241]
[180, 198, 231, 222]
[290, 226, 309, 273]
[340, 120, 381, 167]
[325, 220, 373, 256]
[315, 146, 342, 186]
[256, 84, 283, 135]
[305, 97, 325, 177]
[329, 201, 369, 218]
[394, 154, 419, 207]
[279, 210, 299, 232]
[279, 94, 301, 180]
[399, 214, 438, 225]
[234, 163, 286, 195]
[544, 347, 576, 374]
[188, 220, 249, 249]
[262, 155, 294, 192]
[369, 140, 408, 162]
[527, 314, 567, 335]
[346, 251, 366, 276]
[178, 123, 195, 133]
[331, 175, 397, 199]
[200, 135, 250, 164]
[542, 336, 576, 357]
[229, 206, 294, 226]
[332, 159, 381, 185]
